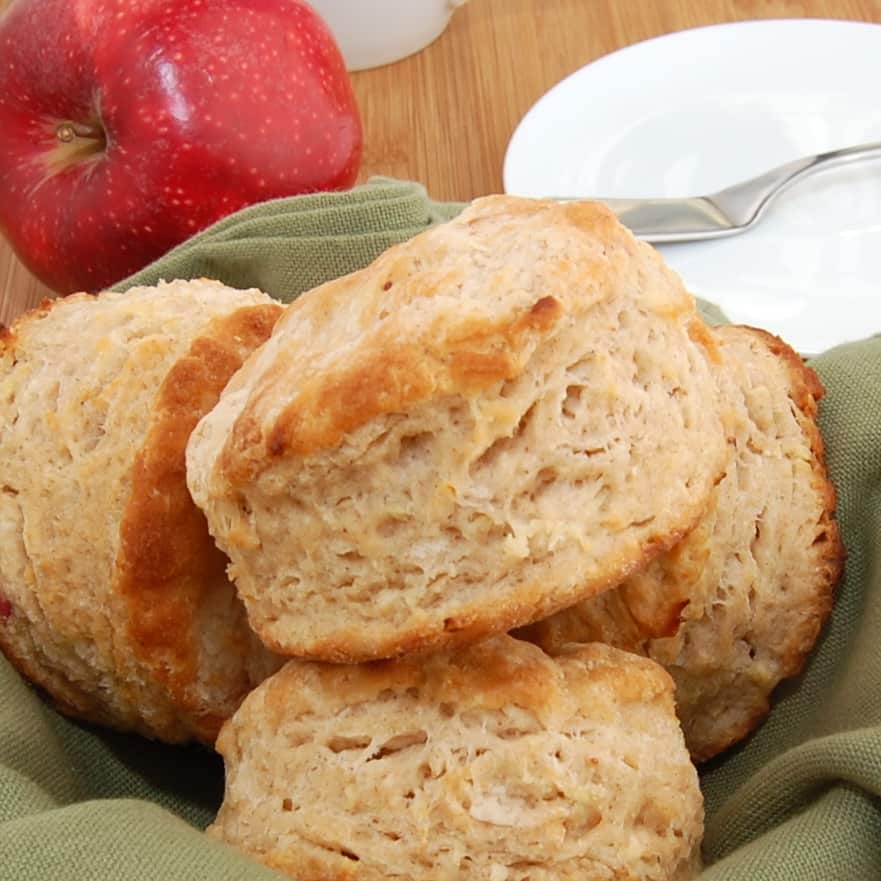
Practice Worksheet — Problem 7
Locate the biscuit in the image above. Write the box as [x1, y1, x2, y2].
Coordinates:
[186, 196, 727, 662]
[208, 635, 704, 881]
[0, 280, 284, 743]
[521, 325, 844, 761]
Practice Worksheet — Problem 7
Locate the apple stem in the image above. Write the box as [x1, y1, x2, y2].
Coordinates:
[41, 118, 108, 179]
[56, 121, 105, 143]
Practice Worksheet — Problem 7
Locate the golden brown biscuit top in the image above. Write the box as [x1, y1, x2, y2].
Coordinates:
[232, 637, 676, 746]
[215, 196, 700, 481]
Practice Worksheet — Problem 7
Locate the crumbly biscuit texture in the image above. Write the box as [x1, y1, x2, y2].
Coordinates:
[187, 196, 727, 661]
[0, 280, 284, 743]
[209, 635, 704, 881]
[522, 325, 844, 761]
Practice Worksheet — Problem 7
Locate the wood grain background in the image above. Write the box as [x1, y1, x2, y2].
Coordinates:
[2, 0, 879, 324]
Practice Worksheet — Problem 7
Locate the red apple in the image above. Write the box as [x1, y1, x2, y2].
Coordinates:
[0, 0, 362, 293]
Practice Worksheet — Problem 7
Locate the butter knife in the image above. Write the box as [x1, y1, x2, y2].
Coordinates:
[587, 140, 881, 243]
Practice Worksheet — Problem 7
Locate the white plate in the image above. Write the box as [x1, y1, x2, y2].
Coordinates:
[503, 19, 881, 354]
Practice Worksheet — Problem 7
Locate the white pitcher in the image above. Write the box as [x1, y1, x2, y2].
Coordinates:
[310, 0, 469, 71]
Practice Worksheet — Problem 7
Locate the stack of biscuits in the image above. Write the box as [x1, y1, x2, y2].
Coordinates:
[0, 197, 844, 881]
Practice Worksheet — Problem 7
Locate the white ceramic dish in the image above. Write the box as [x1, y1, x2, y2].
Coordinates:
[310, 0, 468, 71]
[503, 19, 881, 355]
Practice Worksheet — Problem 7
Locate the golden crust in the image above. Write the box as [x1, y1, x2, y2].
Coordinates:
[117, 303, 282, 740]
[215, 198, 692, 484]
[223, 293, 566, 481]
[242, 638, 675, 736]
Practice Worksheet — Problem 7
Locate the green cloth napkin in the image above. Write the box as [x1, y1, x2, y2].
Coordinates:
[117, 177, 464, 298]
[2, 177, 880, 880]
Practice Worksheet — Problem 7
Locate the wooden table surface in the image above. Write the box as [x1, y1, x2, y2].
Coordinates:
[2, 0, 879, 325]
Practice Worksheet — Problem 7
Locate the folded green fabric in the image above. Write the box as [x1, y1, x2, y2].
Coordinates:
[2, 178, 879, 880]
[117, 177, 464, 300]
